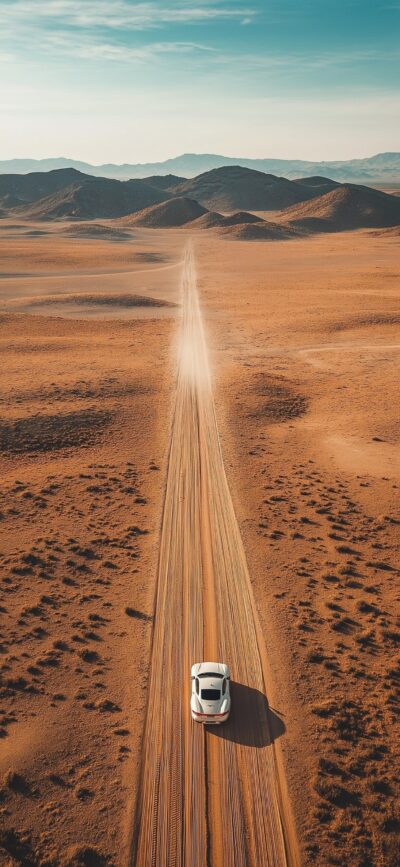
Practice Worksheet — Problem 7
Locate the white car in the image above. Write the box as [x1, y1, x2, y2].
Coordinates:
[191, 661, 231, 724]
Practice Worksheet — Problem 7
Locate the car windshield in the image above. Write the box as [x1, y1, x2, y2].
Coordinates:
[201, 689, 220, 701]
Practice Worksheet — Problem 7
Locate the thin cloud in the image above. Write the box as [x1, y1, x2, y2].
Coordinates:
[0, 0, 256, 65]
[40, 32, 216, 63]
[0, 1, 394, 76]
[0, 0, 256, 30]
[209, 47, 400, 72]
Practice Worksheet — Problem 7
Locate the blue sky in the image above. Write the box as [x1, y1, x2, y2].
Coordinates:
[1, 0, 399, 162]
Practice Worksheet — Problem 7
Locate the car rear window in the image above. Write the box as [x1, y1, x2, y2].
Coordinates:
[201, 689, 220, 700]
[198, 672, 223, 678]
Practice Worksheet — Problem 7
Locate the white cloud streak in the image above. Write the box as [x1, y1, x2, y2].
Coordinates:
[215, 47, 400, 72]
[0, 0, 256, 64]
[33, 31, 216, 62]
[0, 0, 395, 73]
[0, 0, 256, 30]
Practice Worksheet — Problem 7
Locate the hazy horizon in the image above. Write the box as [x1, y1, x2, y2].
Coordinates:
[1, 147, 399, 167]
[1, 0, 399, 164]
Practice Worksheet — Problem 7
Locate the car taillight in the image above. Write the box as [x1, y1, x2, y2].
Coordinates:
[193, 710, 227, 717]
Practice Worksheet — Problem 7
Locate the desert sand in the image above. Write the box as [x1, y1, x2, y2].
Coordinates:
[0, 225, 180, 865]
[195, 229, 400, 867]
[0, 221, 399, 866]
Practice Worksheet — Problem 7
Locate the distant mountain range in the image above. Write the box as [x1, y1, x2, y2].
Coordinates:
[0, 152, 399, 183]
[1, 165, 400, 235]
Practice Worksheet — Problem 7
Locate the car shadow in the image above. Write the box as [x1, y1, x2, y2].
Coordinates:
[206, 681, 286, 747]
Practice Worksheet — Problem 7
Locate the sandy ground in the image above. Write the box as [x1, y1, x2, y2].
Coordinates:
[1, 221, 399, 866]
[0, 227, 181, 866]
[193, 229, 400, 867]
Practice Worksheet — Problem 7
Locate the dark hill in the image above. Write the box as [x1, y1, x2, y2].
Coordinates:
[0, 168, 85, 206]
[293, 176, 340, 194]
[144, 174, 187, 190]
[294, 176, 339, 187]
[120, 197, 208, 228]
[62, 223, 132, 240]
[172, 166, 327, 211]
[278, 184, 400, 232]
[191, 210, 264, 229]
[12, 176, 171, 220]
[189, 211, 224, 228]
[219, 221, 299, 241]
[0, 193, 24, 214]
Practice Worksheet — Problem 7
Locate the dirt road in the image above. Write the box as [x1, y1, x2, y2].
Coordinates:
[132, 245, 297, 867]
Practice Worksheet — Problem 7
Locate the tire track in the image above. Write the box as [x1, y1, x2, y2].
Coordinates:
[133, 243, 298, 867]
